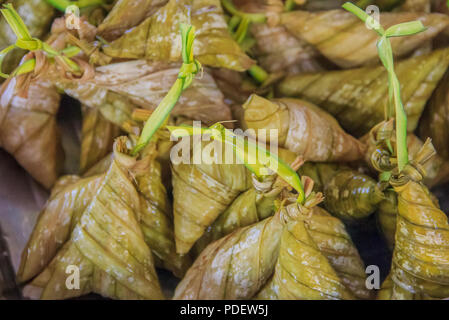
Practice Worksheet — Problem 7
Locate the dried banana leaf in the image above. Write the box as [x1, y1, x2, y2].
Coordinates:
[57, 60, 232, 126]
[173, 212, 284, 299]
[386, 178, 449, 299]
[280, 9, 449, 68]
[211, 68, 254, 105]
[257, 205, 371, 299]
[378, 274, 439, 300]
[419, 69, 449, 161]
[242, 94, 366, 162]
[249, 23, 326, 75]
[0, 0, 55, 74]
[17, 174, 104, 283]
[376, 189, 398, 251]
[324, 170, 384, 221]
[103, 0, 254, 71]
[233, 0, 320, 76]
[136, 146, 192, 277]
[80, 106, 121, 174]
[297, 161, 383, 220]
[193, 173, 287, 255]
[87, 149, 190, 277]
[377, 184, 440, 251]
[97, 0, 168, 41]
[278, 48, 449, 137]
[27, 140, 187, 280]
[24, 137, 164, 299]
[0, 78, 63, 189]
[399, 0, 430, 12]
[171, 141, 251, 254]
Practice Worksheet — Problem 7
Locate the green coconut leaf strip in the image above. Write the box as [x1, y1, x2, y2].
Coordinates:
[132, 23, 201, 156]
[167, 122, 306, 203]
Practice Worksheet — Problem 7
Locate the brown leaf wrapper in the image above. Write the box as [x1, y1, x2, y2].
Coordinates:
[21, 137, 164, 299]
[80, 106, 121, 174]
[419, 68, 449, 161]
[278, 48, 449, 137]
[0, 78, 64, 189]
[97, 0, 168, 41]
[256, 205, 371, 300]
[249, 23, 326, 75]
[57, 61, 232, 126]
[280, 9, 449, 68]
[102, 0, 254, 71]
[382, 179, 449, 299]
[242, 94, 366, 162]
[171, 140, 251, 254]
[192, 171, 291, 256]
[323, 170, 384, 221]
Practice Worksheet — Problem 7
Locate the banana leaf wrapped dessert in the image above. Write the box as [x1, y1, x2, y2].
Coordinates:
[377, 275, 435, 300]
[377, 186, 440, 251]
[323, 170, 384, 221]
[22, 137, 164, 299]
[171, 140, 251, 254]
[241, 94, 366, 162]
[297, 161, 384, 221]
[0, 77, 63, 189]
[193, 155, 303, 255]
[80, 106, 121, 174]
[249, 23, 326, 75]
[0, 0, 55, 74]
[379, 141, 449, 299]
[256, 204, 371, 299]
[175, 181, 370, 300]
[278, 48, 449, 136]
[57, 60, 233, 126]
[97, 0, 168, 41]
[102, 0, 254, 71]
[174, 208, 283, 299]
[173, 182, 314, 300]
[230, 0, 326, 75]
[280, 9, 449, 69]
[419, 69, 449, 161]
[19, 137, 189, 284]
[17, 173, 103, 283]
